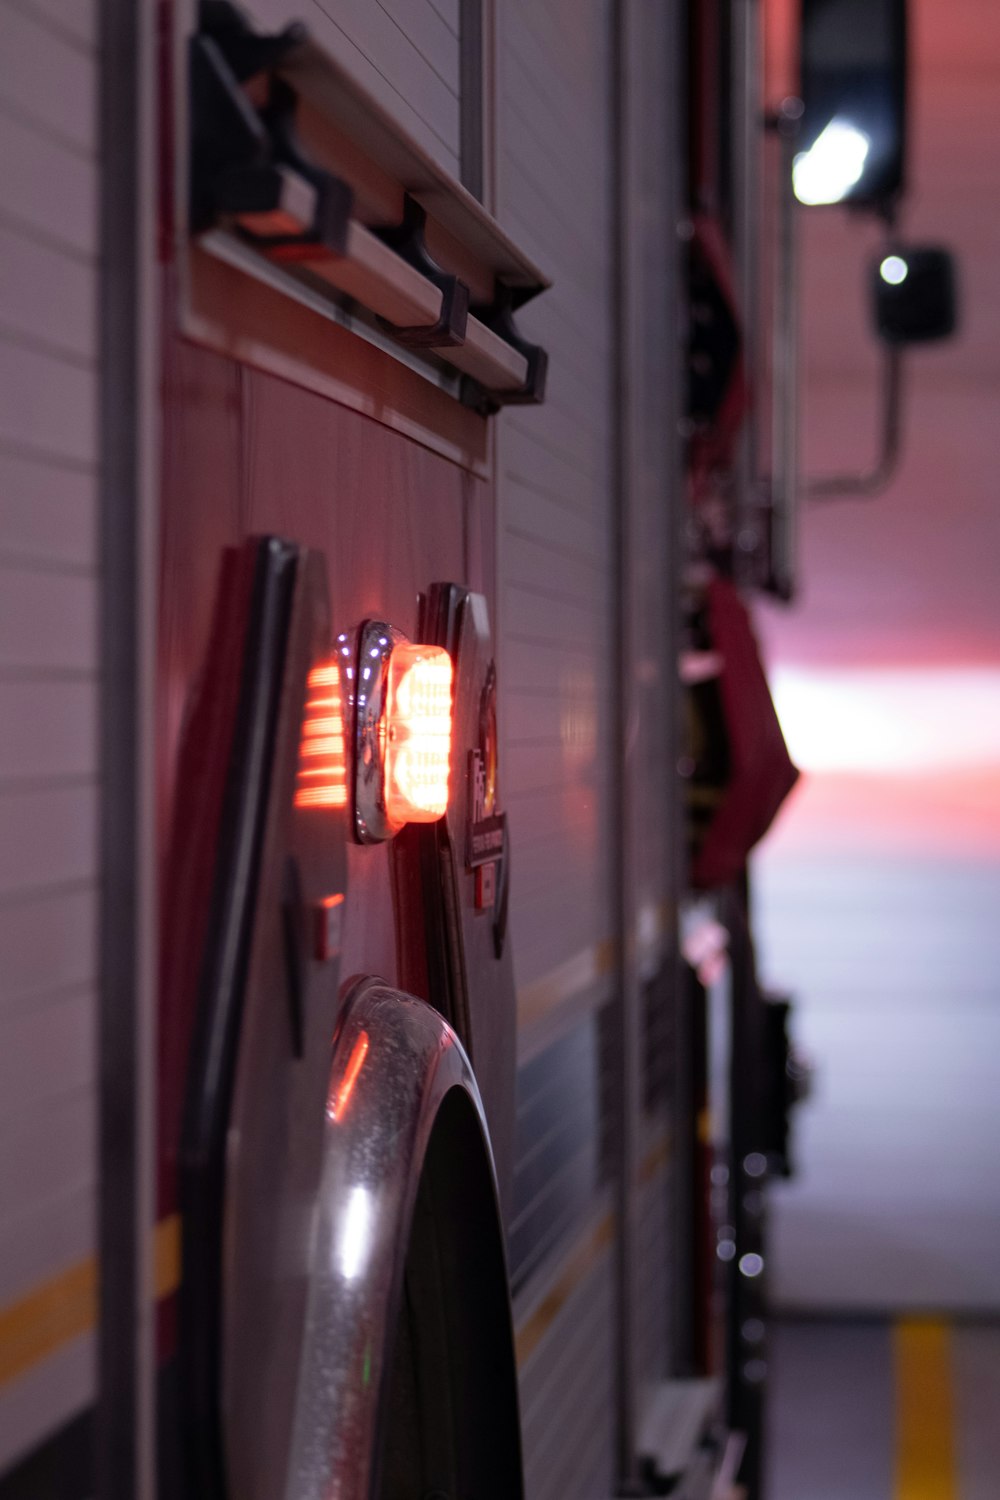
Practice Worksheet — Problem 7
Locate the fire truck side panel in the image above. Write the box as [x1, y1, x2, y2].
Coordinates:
[158, 333, 486, 1001]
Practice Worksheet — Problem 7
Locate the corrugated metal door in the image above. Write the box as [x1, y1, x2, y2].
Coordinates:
[495, 3, 684, 1494]
[0, 1, 101, 1476]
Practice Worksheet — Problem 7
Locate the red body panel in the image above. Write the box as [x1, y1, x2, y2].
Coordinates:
[155, 293, 495, 1334]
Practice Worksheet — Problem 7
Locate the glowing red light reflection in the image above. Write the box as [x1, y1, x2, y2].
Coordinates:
[295, 661, 348, 809]
[329, 1031, 369, 1122]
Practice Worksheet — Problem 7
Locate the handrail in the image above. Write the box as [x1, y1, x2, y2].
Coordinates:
[806, 345, 903, 498]
[281, 36, 549, 302]
[188, 5, 550, 410]
[765, 99, 803, 601]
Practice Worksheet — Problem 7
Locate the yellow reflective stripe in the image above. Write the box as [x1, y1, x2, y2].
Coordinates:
[894, 1317, 958, 1500]
[514, 1213, 614, 1370]
[154, 1212, 182, 1301]
[0, 1214, 182, 1391]
[0, 1258, 96, 1389]
[517, 939, 616, 1029]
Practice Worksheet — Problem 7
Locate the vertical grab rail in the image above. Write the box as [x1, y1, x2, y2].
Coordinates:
[767, 99, 905, 525]
[807, 344, 904, 498]
[731, 0, 764, 591]
[766, 99, 802, 601]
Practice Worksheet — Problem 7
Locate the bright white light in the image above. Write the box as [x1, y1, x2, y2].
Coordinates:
[880, 254, 909, 286]
[337, 1185, 373, 1282]
[771, 667, 1000, 774]
[792, 118, 871, 206]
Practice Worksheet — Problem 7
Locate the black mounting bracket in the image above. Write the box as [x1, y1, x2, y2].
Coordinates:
[463, 284, 548, 413]
[374, 195, 470, 347]
[190, 4, 352, 256]
[200, 0, 304, 81]
[189, 2, 548, 416]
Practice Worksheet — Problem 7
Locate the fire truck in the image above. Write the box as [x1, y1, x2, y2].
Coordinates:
[0, 0, 948, 1496]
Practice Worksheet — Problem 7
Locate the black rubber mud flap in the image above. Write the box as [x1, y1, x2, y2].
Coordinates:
[178, 537, 298, 1500]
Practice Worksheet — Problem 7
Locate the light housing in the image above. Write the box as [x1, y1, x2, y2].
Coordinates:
[344, 620, 454, 843]
[871, 244, 957, 345]
[798, 0, 907, 211]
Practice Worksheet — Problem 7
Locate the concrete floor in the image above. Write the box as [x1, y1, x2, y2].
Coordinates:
[767, 1318, 1000, 1500]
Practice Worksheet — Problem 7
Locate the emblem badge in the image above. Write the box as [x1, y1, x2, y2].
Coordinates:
[467, 663, 506, 911]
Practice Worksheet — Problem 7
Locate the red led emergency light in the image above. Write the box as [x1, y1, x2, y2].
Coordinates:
[384, 643, 453, 826]
[349, 623, 454, 842]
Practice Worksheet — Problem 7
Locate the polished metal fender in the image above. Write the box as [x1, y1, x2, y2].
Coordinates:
[227, 975, 523, 1500]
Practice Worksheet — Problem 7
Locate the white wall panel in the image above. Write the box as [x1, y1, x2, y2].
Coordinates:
[0, 785, 98, 897]
[0, 565, 97, 670]
[249, 0, 460, 175]
[0, 987, 95, 1117]
[0, 886, 96, 1007]
[0, 452, 96, 567]
[0, 0, 99, 1470]
[0, 680, 97, 782]
[377, 0, 457, 88]
[0, 341, 96, 466]
[507, 402, 610, 492]
[0, 1086, 94, 1221]
[0, 107, 97, 252]
[0, 0, 96, 149]
[0, 1183, 93, 1309]
[4, 0, 97, 50]
[501, 443, 607, 542]
[427, 0, 457, 34]
[0, 225, 96, 361]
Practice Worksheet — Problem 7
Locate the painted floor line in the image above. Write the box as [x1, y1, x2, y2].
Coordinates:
[894, 1317, 957, 1500]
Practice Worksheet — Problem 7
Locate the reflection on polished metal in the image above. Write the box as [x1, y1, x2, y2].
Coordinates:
[281, 977, 523, 1500]
[348, 620, 405, 843]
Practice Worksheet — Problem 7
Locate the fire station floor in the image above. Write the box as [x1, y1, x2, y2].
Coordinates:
[766, 1316, 1000, 1499]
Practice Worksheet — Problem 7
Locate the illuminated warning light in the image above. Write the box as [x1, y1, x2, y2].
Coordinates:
[384, 643, 453, 826]
[295, 659, 348, 809]
[328, 1030, 369, 1121]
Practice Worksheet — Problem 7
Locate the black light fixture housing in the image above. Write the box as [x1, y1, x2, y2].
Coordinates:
[797, 0, 907, 210]
[872, 245, 958, 345]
